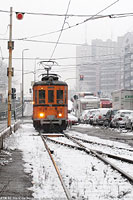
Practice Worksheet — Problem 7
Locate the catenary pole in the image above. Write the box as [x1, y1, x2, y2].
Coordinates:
[7, 7, 13, 127]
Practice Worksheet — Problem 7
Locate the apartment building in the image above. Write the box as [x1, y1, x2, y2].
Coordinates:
[122, 32, 133, 90]
[76, 37, 125, 97]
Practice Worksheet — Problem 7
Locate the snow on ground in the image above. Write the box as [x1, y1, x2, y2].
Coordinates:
[4, 123, 133, 199]
[4, 124, 66, 199]
[74, 123, 133, 145]
[24, 102, 33, 117]
[69, 127, 133, 152]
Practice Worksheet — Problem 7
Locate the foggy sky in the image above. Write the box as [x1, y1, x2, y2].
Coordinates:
[0, 0, 133, 94]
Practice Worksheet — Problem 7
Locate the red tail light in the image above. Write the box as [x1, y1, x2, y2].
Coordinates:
[99, 115, 102, 119]
[118, 117, 122, 120]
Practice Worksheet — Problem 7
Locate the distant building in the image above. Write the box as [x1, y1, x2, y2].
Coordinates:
[76, 43, 96, 93]
[122, 32, 133, 90]
[76, 38, 124, 97]
[92, 39, 123, 97]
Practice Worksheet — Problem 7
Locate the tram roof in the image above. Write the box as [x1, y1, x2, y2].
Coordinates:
[33, 80, 68, 87]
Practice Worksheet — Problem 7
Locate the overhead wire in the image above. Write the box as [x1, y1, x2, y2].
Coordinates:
[0, 2, 133, 42]
[18, 15, 108, 40]
[14, 0, 120, 64]
[0, 7, 133, 18]
[17, 11, 131, 40]
[48, 0, 72, 62]
[0, 1, 132, 45]
[0, 3, 130, 86]
[1, 53, 124, 62]
[13, 38, 123, 50]
[14, 11, 133, 40]
[0, 9, 108, 17]
[17, 0, 120, 41]
[0, 37, 123, 49]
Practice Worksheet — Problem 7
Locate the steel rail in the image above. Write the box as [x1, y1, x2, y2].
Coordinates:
[45, 136, 84, 150]
[71, 135, 133, 152]
[45, 136, 133, 164]
[41, 135, 72, 200]
[70, 136, 133, 163]
[64, 133, 133, 184]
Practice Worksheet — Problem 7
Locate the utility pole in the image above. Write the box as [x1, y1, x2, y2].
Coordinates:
[22, 49, 29, 118]
[7, 7, 14, 127]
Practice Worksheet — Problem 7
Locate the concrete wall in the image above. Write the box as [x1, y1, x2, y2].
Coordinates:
[0, 120, 21, 150]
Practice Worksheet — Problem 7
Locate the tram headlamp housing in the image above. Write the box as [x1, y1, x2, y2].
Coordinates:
[39, 112, 45, 118]
[58, 113, 62, 117]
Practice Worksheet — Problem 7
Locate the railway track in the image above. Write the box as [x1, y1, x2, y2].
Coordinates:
[45, 135, 133, 164]
[71, 135, 133, 152]
[41, 132, 133, 185]
[41, 134, 72, 200]
[2, 122, 132, 199]
[64, 132, 133, 183]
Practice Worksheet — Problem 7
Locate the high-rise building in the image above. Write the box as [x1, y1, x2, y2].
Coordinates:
[122, 32, 133, 89]
[76, 38, 124, 97]
[76, 43, 96, 93]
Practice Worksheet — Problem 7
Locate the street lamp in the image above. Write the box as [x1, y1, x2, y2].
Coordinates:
[22, 48, 29, 117]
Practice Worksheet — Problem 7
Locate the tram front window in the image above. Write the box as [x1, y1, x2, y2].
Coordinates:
[57, 90, 63, 104]
[48, 90, 54, 103]
[39, 90, 45, 104]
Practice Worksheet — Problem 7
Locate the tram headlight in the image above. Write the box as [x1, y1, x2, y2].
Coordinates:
[39, 112, 45, 118]
[58, 113, 62, 117]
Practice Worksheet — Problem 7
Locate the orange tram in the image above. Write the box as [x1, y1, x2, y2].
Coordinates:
[32, 74, 68, 132]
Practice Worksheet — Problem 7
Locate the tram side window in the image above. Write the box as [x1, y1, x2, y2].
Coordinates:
[39, 90, 45, 104]
[35, 90, 37, 104]
[48, 90, 54, 103]
[57, 90, 63, 104]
